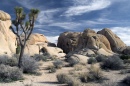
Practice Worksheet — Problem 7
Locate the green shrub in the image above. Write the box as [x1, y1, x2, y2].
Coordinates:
[101, 56, 124, 70]
[88, 57, 97, 64]
[96, 55, 107, 62]
[0, 64, 23, 82]
[53, 59, 63, 69]
[120, 55, 130, 60]
[22, 55, 40, 74]
[122, 76, 130, 85]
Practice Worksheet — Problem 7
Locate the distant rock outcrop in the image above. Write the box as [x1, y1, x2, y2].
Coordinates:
[57, 28, 128, 56]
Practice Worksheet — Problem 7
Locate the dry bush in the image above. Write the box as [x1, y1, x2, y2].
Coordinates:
[102, 81, 117, 86]
[53, 59, 63, 69]
[101, 56, 124, 70]
[57, 73, 70, 84]
[0, 55, 18, 66]
[22, 55, 40, 74]
[96, 55, 107, 62]
[0, 64, 23, 82]
[47, 65, 56, 73]
[57, 73, 81, 86]
[80, 64, 104, 83]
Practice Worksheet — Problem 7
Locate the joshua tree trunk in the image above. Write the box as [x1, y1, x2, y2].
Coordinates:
[10, 7, 40, 68]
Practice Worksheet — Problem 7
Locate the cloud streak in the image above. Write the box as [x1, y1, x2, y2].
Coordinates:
[64, 0, 111, 16]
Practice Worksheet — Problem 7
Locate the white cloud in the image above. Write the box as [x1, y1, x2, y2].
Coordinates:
[48, 22, 81, 30]
[37, 9, 60, 24]
[64, 0, 111, 16]
[46, 36, 59, 44]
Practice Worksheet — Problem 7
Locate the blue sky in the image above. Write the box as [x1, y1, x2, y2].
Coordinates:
[0, 0, 130, 45]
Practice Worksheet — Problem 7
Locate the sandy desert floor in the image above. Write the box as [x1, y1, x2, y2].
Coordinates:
[0, 58, 129, 86]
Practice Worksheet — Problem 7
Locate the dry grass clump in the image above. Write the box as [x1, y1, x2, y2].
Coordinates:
[80, 64, 104, 83]
[102, 81, 117, 86]
[74, 64, 83, 71]
[0, 64, 23, 82]
[57, 73, 81, 86]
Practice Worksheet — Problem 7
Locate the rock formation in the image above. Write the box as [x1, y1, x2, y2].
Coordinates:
[0, 10, 16, 56]
[97, 28, 126, 52]
[57, 28, 114, 56]
[58, 28, 130, 57]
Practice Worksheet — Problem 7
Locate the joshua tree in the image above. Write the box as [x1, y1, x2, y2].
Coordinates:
[10, 7, 40, 68]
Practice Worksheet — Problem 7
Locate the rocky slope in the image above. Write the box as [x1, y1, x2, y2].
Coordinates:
[0, 10, 65, 58]
[57, 28, 128, 56]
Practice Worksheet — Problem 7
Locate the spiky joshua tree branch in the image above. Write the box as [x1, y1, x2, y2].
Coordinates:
[10, 7, 40, 68]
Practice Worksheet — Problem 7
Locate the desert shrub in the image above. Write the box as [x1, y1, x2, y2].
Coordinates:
[0, 64, 23, 82]
[22, 55, 40, 74]
[80, 65, 103, 83]
[101, 56, 124, 70]
[96, 55, 107, 62]
[120, 55, 130, 60]
[122, 76, 130, 85]
[57, 73, 80, 86]
[53, 59, 63, 69]
[57, 73, 70, 84]
[33, 54, 48, 61]
[67, 78, 81, 86]
[0, 55, 18, 66]
[88, 57, 97, 64]
[47, 65, 56, 73]
[67, 57, 79, 66]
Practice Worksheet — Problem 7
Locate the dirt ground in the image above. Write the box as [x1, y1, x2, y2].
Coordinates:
[0, 58, 129, 86]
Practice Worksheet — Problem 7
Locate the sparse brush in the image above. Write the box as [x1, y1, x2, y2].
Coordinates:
[101, 56, 124, 70]
[88, 57, 97, 64]
[53, 59, 63, 69]
[22, 55, 40, 74]
[0, 64, 23, 82]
